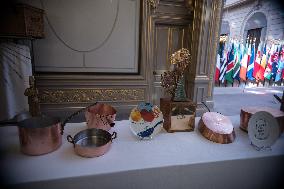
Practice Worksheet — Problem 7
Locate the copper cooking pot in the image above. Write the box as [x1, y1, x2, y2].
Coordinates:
[85, 103, 117, 131]
[9, 102, 97, 156]
[67, 128, 117, 158]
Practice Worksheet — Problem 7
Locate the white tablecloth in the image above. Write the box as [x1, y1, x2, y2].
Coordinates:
[0, 116, 283, 189]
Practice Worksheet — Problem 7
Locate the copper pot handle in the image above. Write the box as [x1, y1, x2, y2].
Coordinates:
[201, 101, 211, 112]
[67, 135, 75, 148]
[201, 101, 223, 115]
[61, 102, 98, 134]
[111, 132, 117, 141]
[106, 116, 115, 127]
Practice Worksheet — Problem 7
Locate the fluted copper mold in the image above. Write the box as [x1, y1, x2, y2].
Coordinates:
[198, 117, 236, 144]
[85, 103, 117, 131]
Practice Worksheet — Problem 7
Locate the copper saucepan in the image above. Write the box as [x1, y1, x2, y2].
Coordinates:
[67, 128, 117, 158]
[3, 102, 97, 156]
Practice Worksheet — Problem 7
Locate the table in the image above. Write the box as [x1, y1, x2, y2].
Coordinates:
[0, 116, 284, 189]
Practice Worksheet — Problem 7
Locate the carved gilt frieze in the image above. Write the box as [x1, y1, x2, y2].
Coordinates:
[38, 88, 145, 104]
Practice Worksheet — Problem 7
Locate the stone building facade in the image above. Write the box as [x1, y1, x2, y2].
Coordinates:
[221, 0, 284, 43]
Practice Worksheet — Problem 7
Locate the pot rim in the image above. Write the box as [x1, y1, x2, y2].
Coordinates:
[87, 103, 117, 115]
[18, 116, 60, 128]
[68, 128, 117, 148]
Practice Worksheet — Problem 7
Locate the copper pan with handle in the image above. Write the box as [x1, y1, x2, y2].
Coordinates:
[1, 102, 97, 156]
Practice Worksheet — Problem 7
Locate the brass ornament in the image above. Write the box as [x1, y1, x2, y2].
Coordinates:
[38, 88, 145, 104]
[161, 48, 190, 101]
[24, 76, 41, 116]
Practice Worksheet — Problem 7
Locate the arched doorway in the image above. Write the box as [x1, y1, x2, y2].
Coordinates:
[243, 12, 267, 50]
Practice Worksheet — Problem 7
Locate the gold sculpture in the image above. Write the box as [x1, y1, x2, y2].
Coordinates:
[161, 48, 190, 101]
[160, 48, 195, 132]
[24, 76, 41, 116]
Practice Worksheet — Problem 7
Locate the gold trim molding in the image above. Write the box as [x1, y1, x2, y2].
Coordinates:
[39, 88, 145, 104]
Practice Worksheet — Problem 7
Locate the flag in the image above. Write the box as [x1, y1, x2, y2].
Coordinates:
[240, 42, 249, 81]
[264, 44, 275, 80]
[271, 46, 280, 80]
[275, 45, 284, 82]
[247, 42, 255, 80]
[215, 53, 221, 82]
[276, 61, 284, 82]
[225, 43, 235, 84]
[215, 43, 225, 82]
[253, 43, 262, 81]
[233, 43, 242, 80]
[282, 47, 284, 79]
[258, 44, 268, 81]
[219, 50, 228, 83]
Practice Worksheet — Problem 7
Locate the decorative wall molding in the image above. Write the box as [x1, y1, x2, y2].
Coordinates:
[30, 0, 222, 119]
[34, 0, 140, 73]
[39, 88, 145, 104]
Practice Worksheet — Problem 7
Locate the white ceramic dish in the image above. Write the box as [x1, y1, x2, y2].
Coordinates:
[129, 102, 163, 140]
[248, 111, 280, 150]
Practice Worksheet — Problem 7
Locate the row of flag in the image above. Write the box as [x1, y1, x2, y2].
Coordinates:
[215, 40, 284, 84]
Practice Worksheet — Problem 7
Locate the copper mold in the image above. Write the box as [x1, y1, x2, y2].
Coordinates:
[198, 118, 236, 144]
[85, 103, 117, 131]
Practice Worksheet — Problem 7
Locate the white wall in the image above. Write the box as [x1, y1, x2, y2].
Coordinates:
[21, 0, 140, 73]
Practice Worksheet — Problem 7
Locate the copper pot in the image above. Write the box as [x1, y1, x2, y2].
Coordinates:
[15, 102, 97, 156]
[17, 116, 62, 155]
[85, 103, 117, 131]
[67, 128, 117, 158]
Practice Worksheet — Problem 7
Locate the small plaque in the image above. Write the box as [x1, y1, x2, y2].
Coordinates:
[171, 115, 195, 131]
[248, 111, 280, 150]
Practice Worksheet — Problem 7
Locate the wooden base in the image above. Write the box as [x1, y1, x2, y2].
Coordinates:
[198, 118, 235, 144]
[160, 98, 196, 133]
